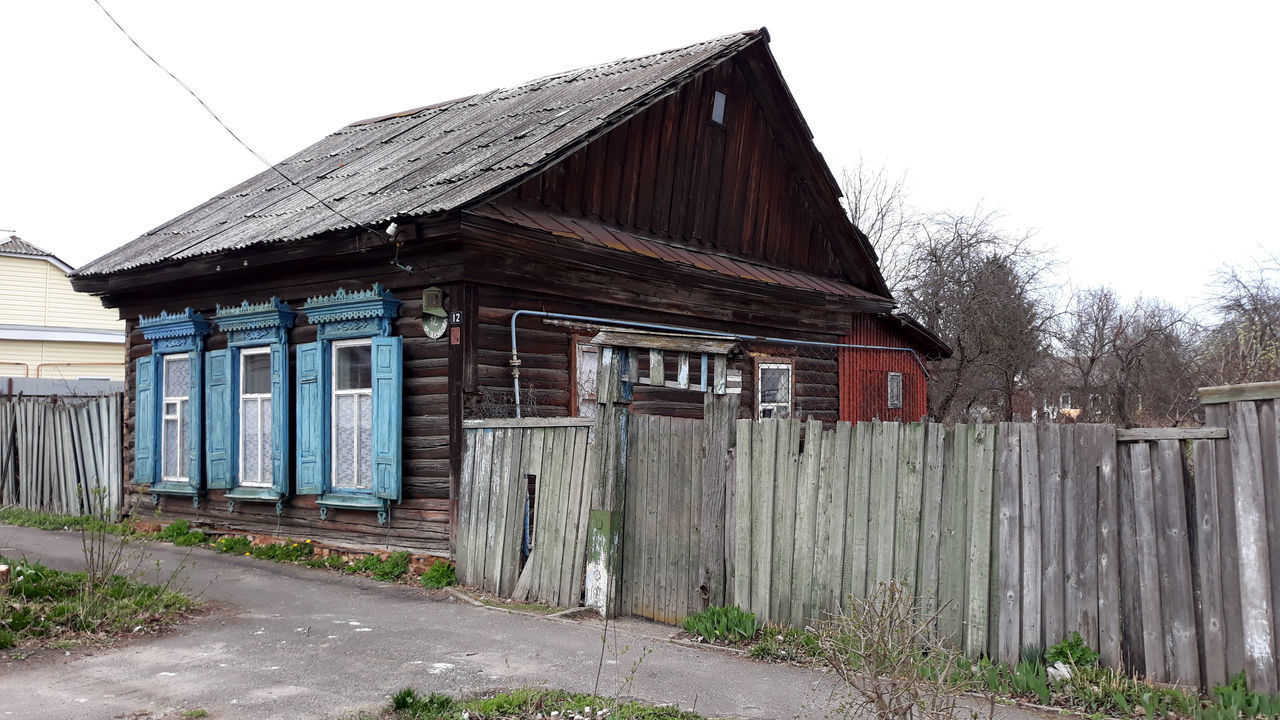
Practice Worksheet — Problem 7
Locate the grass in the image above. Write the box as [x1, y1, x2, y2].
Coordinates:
[391, 688, 703, 720]
[0, 555, 195, 650]
[0, 507, 136, 535]
[747, 624, 820, 663]
[681, 605, 758, 644]
[157, 519, 208, 547]
[420, 559, 457, 588]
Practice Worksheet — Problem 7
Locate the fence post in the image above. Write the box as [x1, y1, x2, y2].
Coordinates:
[584, 347, 633, 617]
[699, 391, 735, 609]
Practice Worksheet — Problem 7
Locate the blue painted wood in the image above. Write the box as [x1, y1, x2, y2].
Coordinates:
[372, 336, 403, 502]
[205, 348, 234, 489]
[134, 356, 157, 485]
[270, 342, 289, 497]
[295, 342, 326, 495]
[186, 349, 204, 492]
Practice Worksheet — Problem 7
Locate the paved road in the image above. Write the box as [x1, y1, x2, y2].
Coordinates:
[0, 525, 1041, 720]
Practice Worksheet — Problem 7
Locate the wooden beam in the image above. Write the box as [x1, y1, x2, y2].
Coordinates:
[1198, 381, 1280, 405]
[588, 330, 737, 355]
[463, 418, 596, 429]
[1116, 427, 1229, 441]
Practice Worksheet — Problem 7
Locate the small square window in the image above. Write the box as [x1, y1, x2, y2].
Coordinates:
[242, 352, 272, 395]
[335, 344, 372, 391]
[711, 91, 727, 125]
[757, 361, 792, 419]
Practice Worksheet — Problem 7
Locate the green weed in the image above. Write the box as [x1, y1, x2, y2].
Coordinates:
[419, 560, 457, 588]
[213, 536, 253, 555]
[1046, 631, 1101, 667]
[390, 687, 703, 719]
[0, 508, 134, 535]
[345, 551, 411, 582]
[681, 605, 758, 644]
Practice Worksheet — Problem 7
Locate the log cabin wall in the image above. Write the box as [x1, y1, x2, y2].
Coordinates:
[112, 235, 462, 556]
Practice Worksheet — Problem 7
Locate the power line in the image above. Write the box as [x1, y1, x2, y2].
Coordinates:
[89, 0, 392, 246]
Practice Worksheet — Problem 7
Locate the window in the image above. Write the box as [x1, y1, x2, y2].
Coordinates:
[239, 348, 273, 488]
[711, 91, 727, 125]
[136, 308, 209, 499]
[887, 372, 903, 410]
[331, 340, 373, 491]
[161, 355, 191, 481]
[297, 284, 403, 522]
[757, 361, 792, 419]
[207, 298, 295, 505]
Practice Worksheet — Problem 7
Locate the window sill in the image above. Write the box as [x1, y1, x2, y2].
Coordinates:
[226, 487, 282, 502]
[150, 481, 198, 497]
[317, 492, 389, 523]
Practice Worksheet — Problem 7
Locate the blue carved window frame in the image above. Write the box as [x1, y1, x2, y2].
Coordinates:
[296, 285, 403, 524]
[208, 298, 296, 514]
[136, 309, 211, 505]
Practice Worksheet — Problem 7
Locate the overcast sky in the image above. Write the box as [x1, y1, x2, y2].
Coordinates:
[1, 1, 1276, 309]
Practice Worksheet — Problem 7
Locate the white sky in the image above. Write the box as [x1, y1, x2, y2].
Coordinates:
[2, 1, 1276, 309]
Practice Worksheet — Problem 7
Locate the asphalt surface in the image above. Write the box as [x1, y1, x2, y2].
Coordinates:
[0, 525, 1044, 720]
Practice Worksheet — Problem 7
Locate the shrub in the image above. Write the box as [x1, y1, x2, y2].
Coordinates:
[420, 560, 457, 588]
[1045, 631, 1101, 668]
[681, 605, 758, 644]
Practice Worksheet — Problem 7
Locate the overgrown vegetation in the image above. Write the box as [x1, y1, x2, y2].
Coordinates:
[0, 507, 135, 535]
[345, 550, 411, 581]
[0, 556, 193, 650]
[419, 559, 457, 588]
[157, 520, 207, 547]
[747, 625, 820, 663]
[680, 605, 758, 644]
[390, 688, 703, 720]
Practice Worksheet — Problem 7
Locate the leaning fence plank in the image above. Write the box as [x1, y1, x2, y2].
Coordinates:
[964, 423, 996, 658]
[1229, 401, 1278, 694]
[1193, 439, 1228, 689]
[558, 426, 588, 603]
[1153, 438, 1200, 688]
[996, 422, 1022, 665]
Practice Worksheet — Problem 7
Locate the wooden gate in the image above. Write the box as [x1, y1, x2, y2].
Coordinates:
[620, 413, 709, 623]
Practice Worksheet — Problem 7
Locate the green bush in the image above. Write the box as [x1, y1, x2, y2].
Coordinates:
[681, 605, 758, 644]
[419, 560, 457, 588]
[159, 521, 208, 547]
[1045, 631, 1101, 667]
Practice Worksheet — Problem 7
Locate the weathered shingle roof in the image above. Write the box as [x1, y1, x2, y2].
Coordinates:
[75, 30, 765, 277]
[0, 235, 73, 271]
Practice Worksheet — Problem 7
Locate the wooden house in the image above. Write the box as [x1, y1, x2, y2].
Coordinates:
[71, 29, 948, 558]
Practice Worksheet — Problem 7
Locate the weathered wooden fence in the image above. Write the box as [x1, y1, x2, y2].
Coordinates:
[456, 419, 595, 606]
[0, 395, 122, 519]
[733, 419, 999, 654]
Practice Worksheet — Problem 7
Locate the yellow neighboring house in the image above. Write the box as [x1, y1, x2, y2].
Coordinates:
[0, 234, 125, 381]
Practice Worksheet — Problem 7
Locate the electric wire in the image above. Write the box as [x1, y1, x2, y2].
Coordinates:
[89, 0, 392, 246]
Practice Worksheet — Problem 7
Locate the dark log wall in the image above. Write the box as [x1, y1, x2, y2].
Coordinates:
[114, 237, 462, 556]
[507, 54, 864, 285]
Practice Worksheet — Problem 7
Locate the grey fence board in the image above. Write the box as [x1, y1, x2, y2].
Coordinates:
[1228, 401, 1279, 693]
[1193, 438, 1228, 689]
[0, 396, 121, 519]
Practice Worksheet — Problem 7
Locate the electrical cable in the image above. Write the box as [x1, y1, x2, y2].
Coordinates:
[89, 0, 401, 253]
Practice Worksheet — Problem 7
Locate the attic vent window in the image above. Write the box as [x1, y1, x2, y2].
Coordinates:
[711, 91, 727, 125]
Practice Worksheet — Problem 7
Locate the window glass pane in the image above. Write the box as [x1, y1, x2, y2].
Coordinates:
[164, 357, 189, 397]
[242, 352, 271, 395]
[242, 397, 260, 484]
[760, 366, 791, 403]
[335, 344, 372, 391]
[163, 417, 178, 476]
[357, 394, 372, 489]
[261, 397, 272, 484]
[334, 394, 356, 488]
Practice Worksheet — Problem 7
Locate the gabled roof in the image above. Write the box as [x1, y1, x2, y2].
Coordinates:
[0, 235, 73, 273]
[75, 30, 772, 277]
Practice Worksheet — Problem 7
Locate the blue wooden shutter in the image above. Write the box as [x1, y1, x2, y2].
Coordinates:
[295, 341, 326, 495]
[186, 349, 204, 491]
[205, 349, 234, 489]
[371, 336, 402, 502]
[134, 356, 157, 485]
[270, 342, 289, 496]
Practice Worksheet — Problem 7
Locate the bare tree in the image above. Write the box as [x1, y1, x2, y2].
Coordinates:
[841, 160, 919, 293]
[1203, 253, 1280, 385]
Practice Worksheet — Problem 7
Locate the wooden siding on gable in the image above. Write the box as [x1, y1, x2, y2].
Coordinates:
[0, 255, 124, 331]
[507, 54, 863, 287]
[839, 315, 928, 423]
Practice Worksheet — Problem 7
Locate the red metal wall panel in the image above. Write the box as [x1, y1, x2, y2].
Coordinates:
[839, 315, 929, 422]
